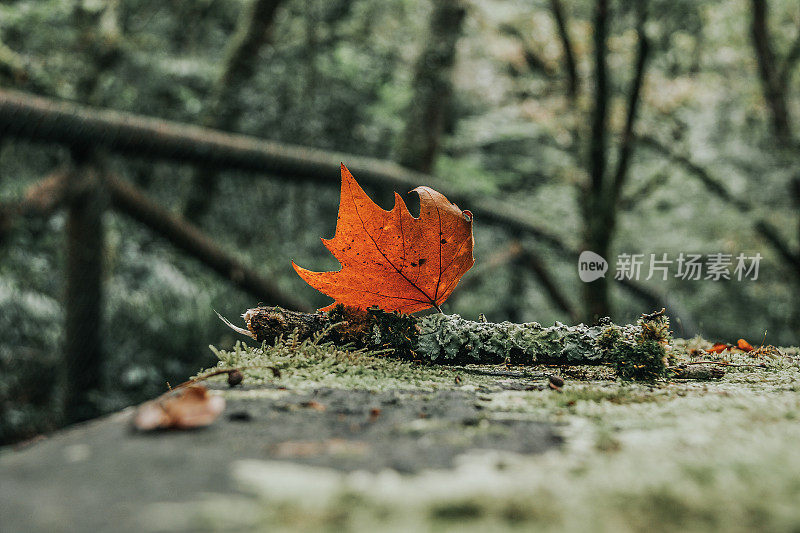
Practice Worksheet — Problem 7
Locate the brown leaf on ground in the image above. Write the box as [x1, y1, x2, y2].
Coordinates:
[706, 343, 731, 354]
[737, 338, 754, 352]
[133, 385, 225, 431]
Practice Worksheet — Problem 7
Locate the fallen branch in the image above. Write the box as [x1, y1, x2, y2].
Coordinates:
[675, 360, 767, 368]
[224, 305, 673, 381]
[668, 364, 725, 381]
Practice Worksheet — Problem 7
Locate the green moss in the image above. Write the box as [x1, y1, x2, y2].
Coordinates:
[203, 330, 482, 392]
[429, 500, 484, 520]
[599, 314, 670, 382]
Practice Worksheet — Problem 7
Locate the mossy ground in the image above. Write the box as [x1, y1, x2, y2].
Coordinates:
[2, 334, 798, 533]
[179, 334, 800, 532]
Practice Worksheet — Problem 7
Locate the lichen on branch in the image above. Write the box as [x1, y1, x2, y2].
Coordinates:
[224, 306, 672, 381]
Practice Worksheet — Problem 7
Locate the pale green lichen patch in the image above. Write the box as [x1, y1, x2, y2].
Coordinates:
[416, 314, 607, 364]
[417, 312, 672, 381]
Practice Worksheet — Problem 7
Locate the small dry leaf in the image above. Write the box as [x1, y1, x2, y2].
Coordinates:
[706, 343, 731, 354]
[736, 338, 754, 352]
[133, 385, 225, 431]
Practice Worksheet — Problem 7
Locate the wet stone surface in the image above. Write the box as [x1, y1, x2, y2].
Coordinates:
[0, 387, 559, 532]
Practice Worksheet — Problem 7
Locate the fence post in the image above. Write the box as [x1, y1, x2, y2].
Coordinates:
[63, 152, 106, 422]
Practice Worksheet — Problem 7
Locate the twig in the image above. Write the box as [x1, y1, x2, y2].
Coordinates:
[449, 367, 549, 379]
[670, 361, 767, 368]
[549, 0, 579, 100]
[169, 364, 278, 391]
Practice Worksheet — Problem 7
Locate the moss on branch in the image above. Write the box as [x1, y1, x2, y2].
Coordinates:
[227, 306, 672, 382]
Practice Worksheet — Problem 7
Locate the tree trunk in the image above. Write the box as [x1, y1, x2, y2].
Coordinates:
[582, 0, 611, 323]
[183, 0, 286, 221]
[581, 208, 613, 323]
[750, 0, 793, 141]
[397, 0, 466, 174]
[581, 0, 650, 324]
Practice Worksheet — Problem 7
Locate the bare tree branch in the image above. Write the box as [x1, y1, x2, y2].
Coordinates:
[637, 133, 800, 278]
[0, 170, 70, 243]
[619, 172, 669, 210]
[754, 220, 800, 271]
[549, 0, 579, 100]
[106, 174, 310, 311]
[611, 2, 651, 200]
[498, 23, 557, 79]
[448, 242, 522, 298]
[517, 245, 580, 322]
[635, 134, 751, 211]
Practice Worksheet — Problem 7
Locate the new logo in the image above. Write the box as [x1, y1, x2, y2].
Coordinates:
[578, 251, 608, 282]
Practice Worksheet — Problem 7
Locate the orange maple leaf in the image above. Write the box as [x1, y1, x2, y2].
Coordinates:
[292, 164, 474, 313]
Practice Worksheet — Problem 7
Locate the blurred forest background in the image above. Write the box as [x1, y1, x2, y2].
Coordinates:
[1, 0, 798, 444]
